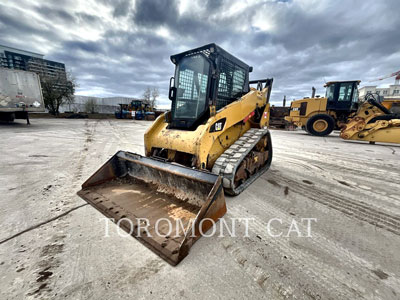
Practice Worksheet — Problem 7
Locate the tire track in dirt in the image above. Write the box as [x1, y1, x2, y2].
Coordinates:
[107, 119, 146, 150]
[275, 152, 400, 211]
[228, 194, 400, 299]
[277, 151, 400, 184]
[262, 172, 400, 236]
[226, 205, 361, 299]
[61, 120, 131, 297]
[248, 181, 400, 290]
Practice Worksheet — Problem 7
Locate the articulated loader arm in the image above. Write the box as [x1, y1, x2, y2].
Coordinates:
[340, 94, 400, 144]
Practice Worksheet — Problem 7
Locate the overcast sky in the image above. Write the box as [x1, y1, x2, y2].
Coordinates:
[1, 0, 399, 107]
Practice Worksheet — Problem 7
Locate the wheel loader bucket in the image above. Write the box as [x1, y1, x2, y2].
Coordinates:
[77, 151, 226, 266]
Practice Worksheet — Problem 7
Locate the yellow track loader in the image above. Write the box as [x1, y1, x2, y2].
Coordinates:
[340, 93, 400, 144]
[77, 44, 273, 265]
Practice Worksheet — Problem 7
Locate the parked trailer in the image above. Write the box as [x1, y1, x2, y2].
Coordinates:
[0, 68, 45, 124]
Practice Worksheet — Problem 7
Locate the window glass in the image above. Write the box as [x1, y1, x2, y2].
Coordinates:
[173, 55, 209, 119]
[326, 85, 335, 101]
[232, 69, 245, 97]
[352, 85, 359, 103]
[338, 82, 353, 101]
[216, 58, 246, 110]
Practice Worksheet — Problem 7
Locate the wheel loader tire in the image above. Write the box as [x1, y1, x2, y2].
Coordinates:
[306, 114, 335, 136]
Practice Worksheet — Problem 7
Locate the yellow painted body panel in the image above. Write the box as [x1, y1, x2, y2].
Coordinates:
[284, 97, 330, 127]
[382, 99, 400, 111]
[340, 102, 400, 144]
[285, 97, 400, 128]
[144, 87, 270, 169]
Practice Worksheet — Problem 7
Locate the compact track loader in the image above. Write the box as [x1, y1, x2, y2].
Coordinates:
[340, 93, 400, 144]
[78, 44, 273, 265]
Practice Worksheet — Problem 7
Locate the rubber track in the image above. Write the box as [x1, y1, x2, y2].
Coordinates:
[212, 128, 273, 195]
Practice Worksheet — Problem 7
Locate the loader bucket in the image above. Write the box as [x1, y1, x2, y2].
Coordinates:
[77, 151, 226, 266]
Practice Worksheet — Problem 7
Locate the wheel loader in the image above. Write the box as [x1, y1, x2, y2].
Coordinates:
[285, 81, 360, 136]
[340, 92, 400, 144]
[77, 44, 273, 265]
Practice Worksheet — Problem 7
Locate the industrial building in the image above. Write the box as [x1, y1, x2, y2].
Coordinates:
[60, 95, 147, 114]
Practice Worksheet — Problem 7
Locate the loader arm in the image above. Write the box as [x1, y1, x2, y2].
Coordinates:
[340, 94, 400, 144]
[144, 82, 272, 170]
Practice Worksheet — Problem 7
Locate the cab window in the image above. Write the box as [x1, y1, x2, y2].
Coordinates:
[352, 86, 359, 103]
[326, 85, 335, 102]
[338, 82, 353, 102]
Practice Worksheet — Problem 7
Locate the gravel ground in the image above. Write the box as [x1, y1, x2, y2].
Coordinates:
[0, 118, 399, 299]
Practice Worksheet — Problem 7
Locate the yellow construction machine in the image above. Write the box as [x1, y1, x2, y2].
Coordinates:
[381, 98, 400, 113]
[340, 93, 400, 144]
[285, 81, 361, 136]
[77, 44, 273, 265]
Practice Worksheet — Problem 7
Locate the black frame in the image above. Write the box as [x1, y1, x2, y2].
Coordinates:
[168, 44, 252, 130]
[169, 53, 213, 129]
[326, 81, 359, 111]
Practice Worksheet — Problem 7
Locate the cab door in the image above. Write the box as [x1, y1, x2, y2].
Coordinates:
[333, 82, 355, 110]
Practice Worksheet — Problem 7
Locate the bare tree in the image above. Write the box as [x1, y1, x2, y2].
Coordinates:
[31, 59, 76, 115]
[85, 97, 97, 114]
[65, 94, 75, 112]
[41, 73, 75, 115]
[150, 87, 159, 110]
[143, 87, 151, 105]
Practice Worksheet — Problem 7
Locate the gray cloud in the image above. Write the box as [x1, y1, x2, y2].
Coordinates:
[0, 0, 399, 107]
[112, 0, 132, 18]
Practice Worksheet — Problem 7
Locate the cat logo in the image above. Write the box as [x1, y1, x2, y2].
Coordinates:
[209, 117, 226, 133]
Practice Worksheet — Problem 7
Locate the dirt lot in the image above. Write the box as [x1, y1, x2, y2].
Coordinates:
[1, 118, 399, 299]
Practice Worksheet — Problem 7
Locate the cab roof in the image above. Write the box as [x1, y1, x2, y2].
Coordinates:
[170, 43, 251, 72]
[324, 80, 361, 87]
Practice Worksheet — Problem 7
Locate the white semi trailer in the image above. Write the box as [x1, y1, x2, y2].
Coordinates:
[0, 68, 45, 124]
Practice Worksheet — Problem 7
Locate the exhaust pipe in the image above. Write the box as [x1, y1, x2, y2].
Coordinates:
[311, 87, 316, 98]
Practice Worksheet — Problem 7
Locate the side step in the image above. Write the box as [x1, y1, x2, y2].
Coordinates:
[77, 151, 226, 266]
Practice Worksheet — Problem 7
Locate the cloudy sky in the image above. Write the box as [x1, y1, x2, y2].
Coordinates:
[0, 0, 399, 107]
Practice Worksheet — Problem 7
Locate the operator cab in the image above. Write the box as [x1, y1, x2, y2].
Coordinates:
[325, 80, 360, 111]
[168, 43, 252, 130]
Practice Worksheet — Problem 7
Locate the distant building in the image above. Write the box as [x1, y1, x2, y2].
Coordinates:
[359, 77, 400, 100]
[60, 96, 147, 114]
[0, 44, 66, 80]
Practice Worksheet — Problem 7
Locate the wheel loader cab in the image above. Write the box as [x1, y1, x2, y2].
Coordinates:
[168, 43, 251, 130]
[325, 81, 360, 111]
